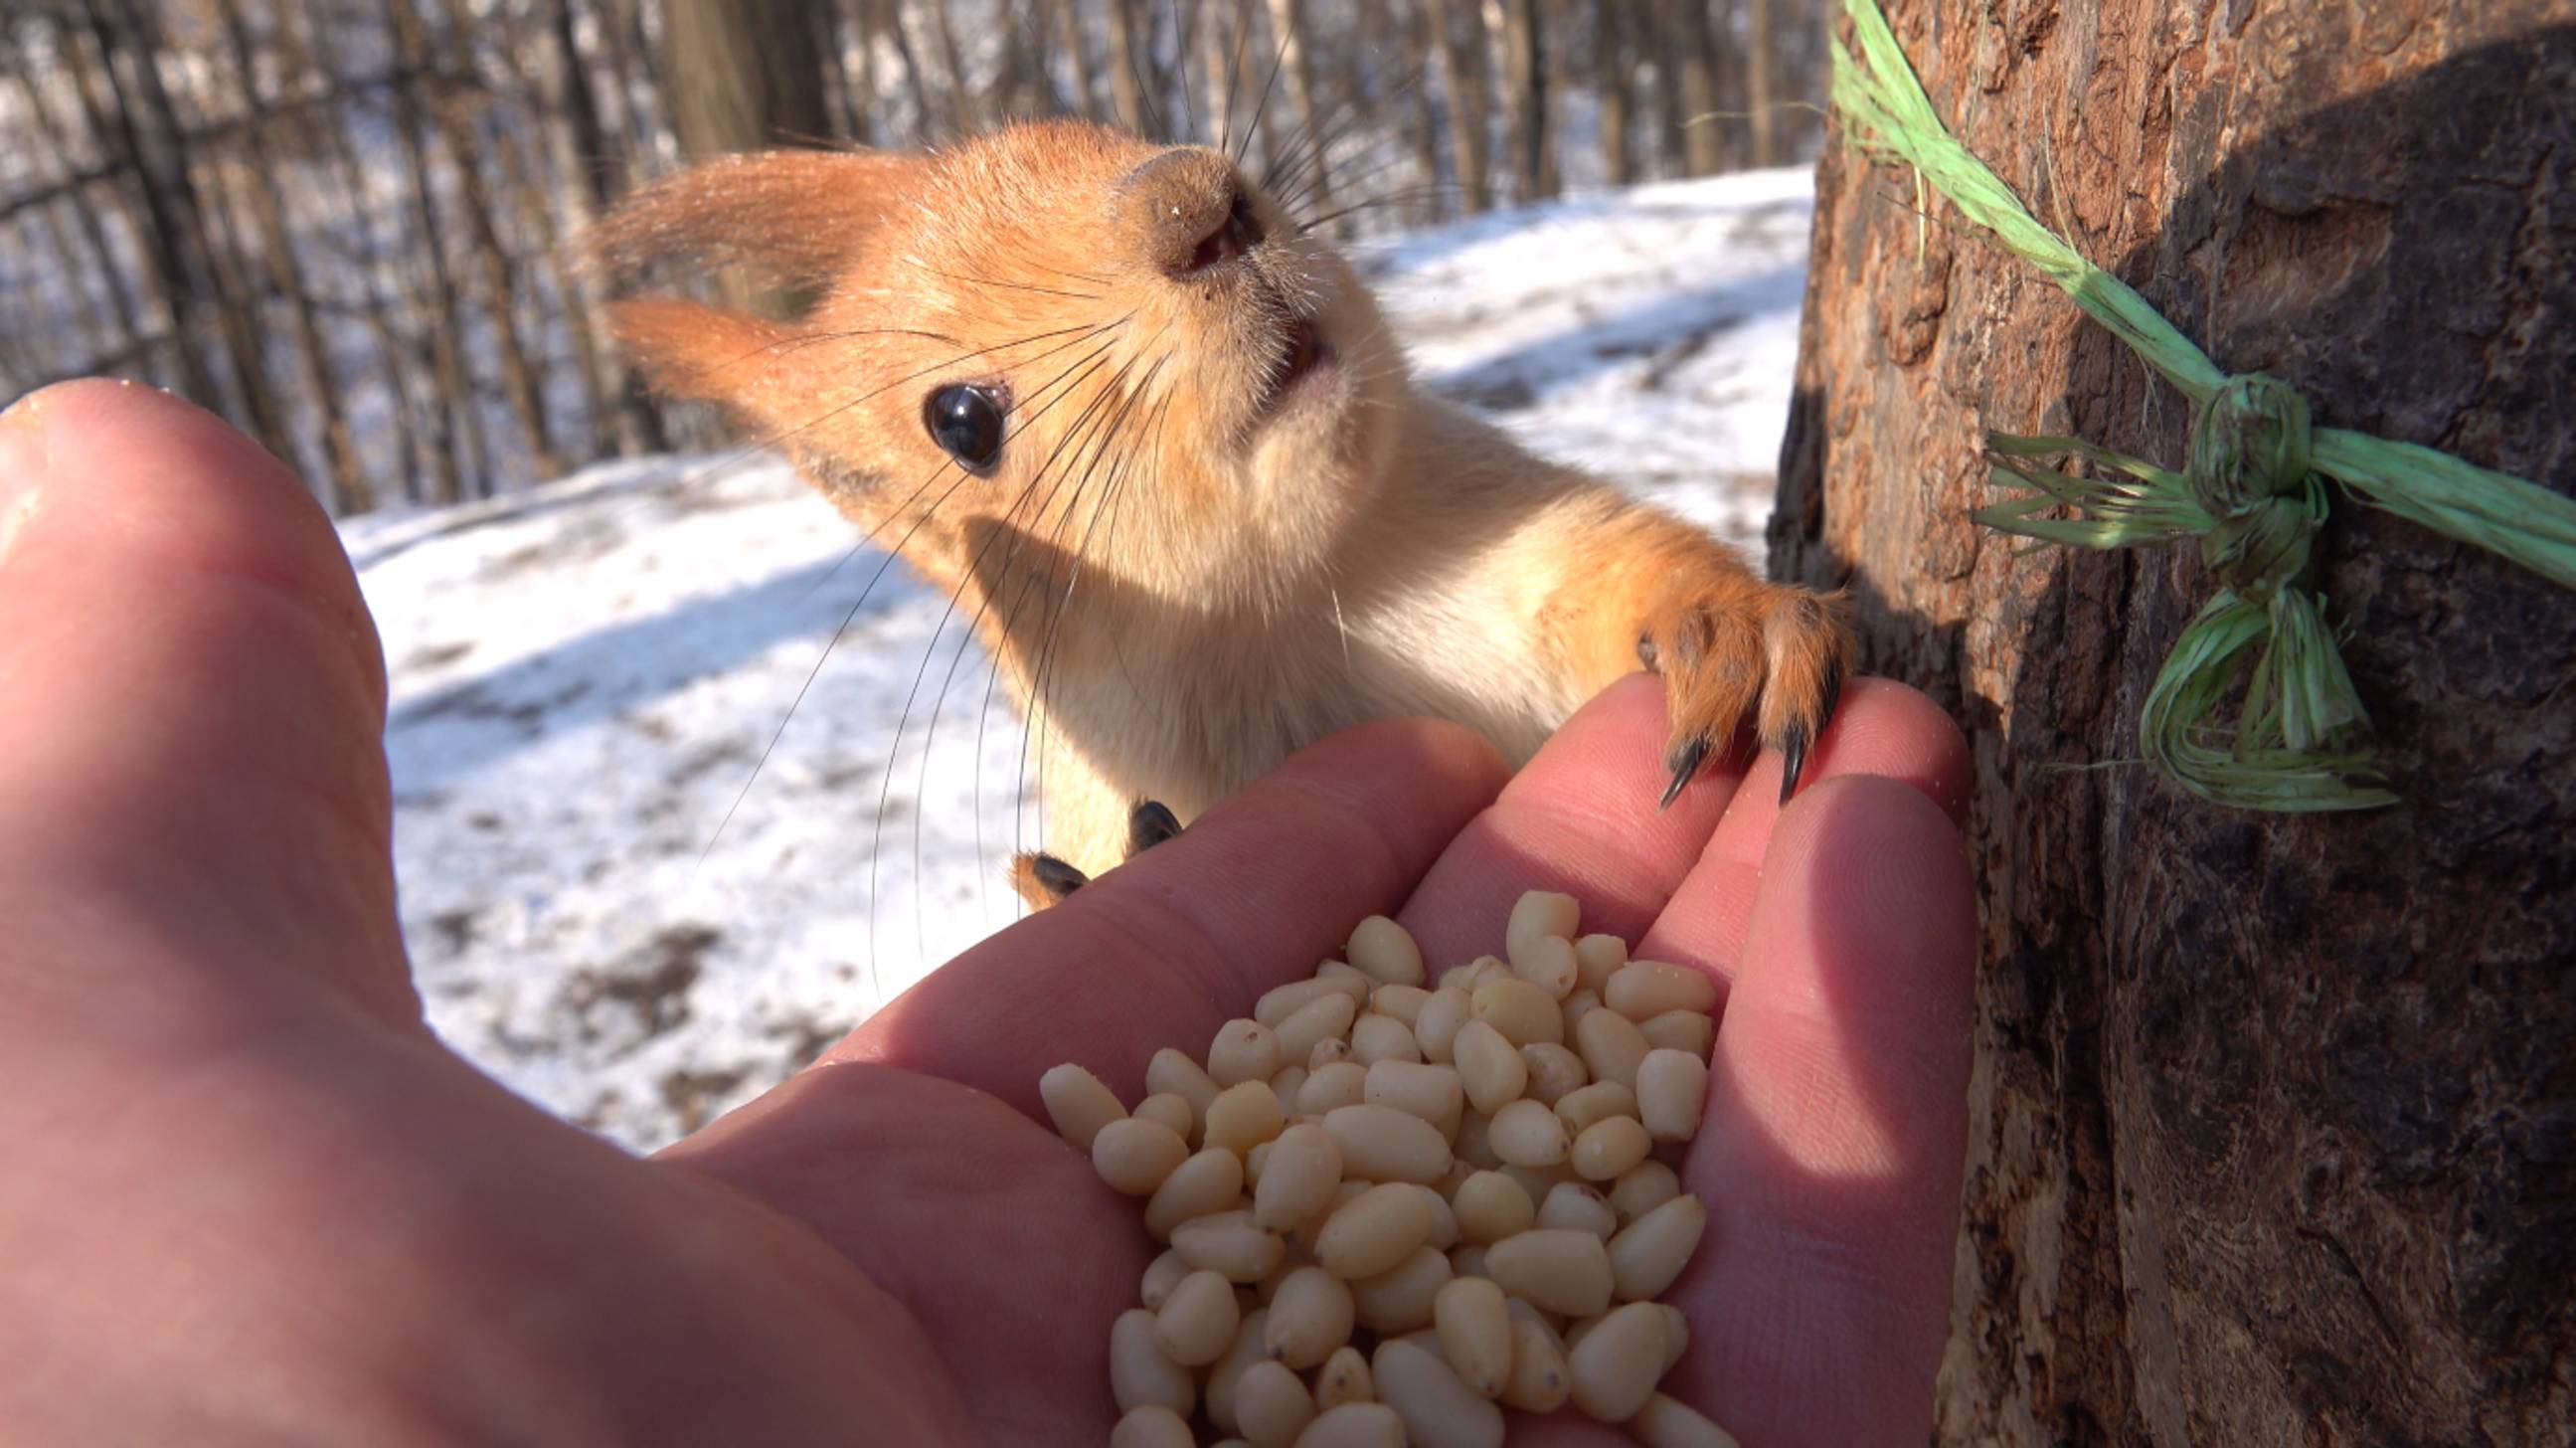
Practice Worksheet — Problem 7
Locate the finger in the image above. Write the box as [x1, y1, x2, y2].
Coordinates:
[1398, 673, 1747, 969]
[1659, 775, 1977, 1448]
[660, 1060, 1143, 1442]
[0, 381, 413, 1043]
[1634, 677, 1970, 993]
[826, 717, 1508, 1113]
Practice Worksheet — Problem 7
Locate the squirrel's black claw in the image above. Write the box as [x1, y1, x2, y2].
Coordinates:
[1029, 852, 1089, 901]
[1780, 656, 1846, 805]
[1777, 722, 1812, 805]
[1659, 735, 1711, 810]
[1127, 800, 1182, 857]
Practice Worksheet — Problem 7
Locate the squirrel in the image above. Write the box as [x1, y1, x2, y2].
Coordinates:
[592, 121, 1850, 907]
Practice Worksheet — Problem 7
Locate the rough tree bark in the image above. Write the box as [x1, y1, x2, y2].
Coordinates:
[1423, 0, 1491, 215]
[1103, 0, 1152, 137]
[1593, 0, 1633, 187]
[1777, 5, 2573, 1443]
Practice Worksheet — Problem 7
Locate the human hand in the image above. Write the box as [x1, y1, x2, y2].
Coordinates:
[0, 380, 1975, 1446]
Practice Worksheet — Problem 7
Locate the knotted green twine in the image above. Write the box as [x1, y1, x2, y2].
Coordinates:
[1829, 0, 2576, 812]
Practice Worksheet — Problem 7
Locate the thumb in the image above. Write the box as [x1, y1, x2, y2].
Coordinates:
[0, 380, 416, 1050]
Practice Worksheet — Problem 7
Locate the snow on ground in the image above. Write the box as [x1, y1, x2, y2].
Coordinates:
[353, 166, 1816, 1151]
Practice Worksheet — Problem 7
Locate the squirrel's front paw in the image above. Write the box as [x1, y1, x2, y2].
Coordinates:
[1639, 586, 1852, 807]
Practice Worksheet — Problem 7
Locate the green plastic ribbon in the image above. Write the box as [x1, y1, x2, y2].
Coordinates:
[1829, 0, 2576, 811]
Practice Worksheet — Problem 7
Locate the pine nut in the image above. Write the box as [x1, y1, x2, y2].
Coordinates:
[1554, 1080, 1639, 1135]
[1144, 1147, 1246, 1238]
[1113, 1404, 1195, 1448]
[1536, 1180, 1619, 1239]
[1605, 961, 1718, 1020]
[1230, 1358, 1316, 1448]
[1573, 933, 1629, 994]
[1451, 1169, 1537, 1244]
[1453, 1109, 1499, 1169]
[1608, 1160, 1682, 1225]
[1370, 984, 1432, 1025]
[1322, 1104, 1452, 1184]
[1433, 1276, 1511, 1397]
[1609, 1193, 1706, 1302]
[1257, 973, 1369, 1028]
[1483, 1228, 1615, 1318]
[1313, 1345, 1373, 1409]
[1039, 1063, 1125, 1153]
[1566, 1300, 1671, 1422]
[1206, 1080, 1288, 1156]
[1499, 1308, 1572, 1413]
[1487, 1098, 1571, 1168]
[1636, 1047, 1710, 1141]
[1210, 1017, 1285, 1087]
[1638, 1007, 1716, 1060]
[1346, 915, 1426, 987]
[1508, 933, 1580, 999]
[1573, 1003, 1651, 1089]
[1094, 1116, 1192, 1194]
[1316, 1180, 1438, 1280]
[1469, 977, 1564, 1046]
[1626, 1393, 1744, 1448]
[1411, 988, 1473, 1063]
[1350, 1243, 1453, 1334]
[1266, 1264, 1357, 1368]
[1505, 889, 1581, 958]
[1571, 1114, 1653, 1181]
[1111, 1306, 1196, 1416]
[1134, 1091, 1195, 1143]
[1140, 1248, 1189, 1310]
[1371, 1337, 1504, 1448]
[1172, 1209, 1287, 1283]
[1350, 1012, 1423, 1065]
[1268, 1067, 1308, 1116]
[1253, 1122, 1343, 1232]
[1155, 1268, 1244, 1366]
[1296, 1060, 1366, 1115]
[1146, 1048, 1220, 1131]
[1291, 1402, 1403, 1447]
[1270, 994, 1359, 1070]
[1559, 988, 1603, 1037]
[1450, 1019, 1528, 1115]
[1519, 1042, 1590, 1105]
[1205, 1307, 1272, 1436]
[1363, 1059, 1464, 1130]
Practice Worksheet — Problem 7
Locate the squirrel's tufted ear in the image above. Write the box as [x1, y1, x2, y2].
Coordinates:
[584, 147, 922, 295]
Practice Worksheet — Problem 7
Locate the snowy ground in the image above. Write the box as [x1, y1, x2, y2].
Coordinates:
[353, 166, 1816, 1150]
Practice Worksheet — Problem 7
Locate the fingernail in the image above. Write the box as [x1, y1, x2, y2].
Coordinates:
[0, 387, 52, 568]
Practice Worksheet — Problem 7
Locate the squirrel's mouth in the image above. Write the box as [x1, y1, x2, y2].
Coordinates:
[1256, 317, 1332, 418]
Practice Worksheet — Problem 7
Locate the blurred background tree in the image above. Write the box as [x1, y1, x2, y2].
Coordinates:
[0, 0, 1836, 514]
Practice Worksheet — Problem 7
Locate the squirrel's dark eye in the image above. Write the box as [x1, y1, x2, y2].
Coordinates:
[925, 384, 1005, 472]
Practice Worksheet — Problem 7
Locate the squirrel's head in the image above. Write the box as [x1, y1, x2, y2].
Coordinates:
[595, 121, 1402, 602]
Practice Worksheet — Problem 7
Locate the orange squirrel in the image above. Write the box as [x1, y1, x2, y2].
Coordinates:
[594, 121, 1849, 904]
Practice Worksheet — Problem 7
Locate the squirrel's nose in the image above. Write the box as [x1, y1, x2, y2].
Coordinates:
[1119, 147, 1266, 277]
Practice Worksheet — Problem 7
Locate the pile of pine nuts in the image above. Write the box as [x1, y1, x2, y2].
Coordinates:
[1041, 891, 1740, 1448]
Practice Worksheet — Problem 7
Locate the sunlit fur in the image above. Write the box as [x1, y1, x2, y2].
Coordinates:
[597, 120, 1849, 892]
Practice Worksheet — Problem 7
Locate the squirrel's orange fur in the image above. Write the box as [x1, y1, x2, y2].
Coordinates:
[595, 122, 1849, 903]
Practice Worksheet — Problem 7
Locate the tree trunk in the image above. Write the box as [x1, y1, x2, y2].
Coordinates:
[1776, 6, 2575, 1443]
[1660, 0, 1723, 176]
[1498, 0, 1554, 204]
[1744, 0, 1779, 166]
[664, 0, 834, 156]
[210, 0, 367, 512]
[1049, 0, 1100, 120]
[1103, 0, 1151, 136]
[1422, 0, 1489, 215]
[1593, 0, 1632, 187]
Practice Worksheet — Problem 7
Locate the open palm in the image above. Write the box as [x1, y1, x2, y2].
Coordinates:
[0, 380, 1974, 1446]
